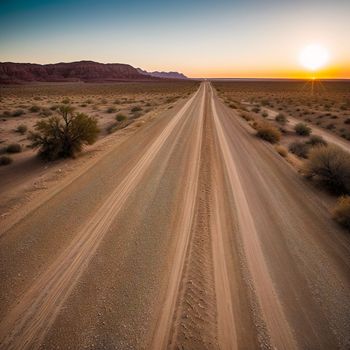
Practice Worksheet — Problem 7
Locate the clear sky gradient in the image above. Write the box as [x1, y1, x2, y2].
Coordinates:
[1, 0, 349, 78]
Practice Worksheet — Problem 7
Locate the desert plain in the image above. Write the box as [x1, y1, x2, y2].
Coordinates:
[0, 80, 349, 350]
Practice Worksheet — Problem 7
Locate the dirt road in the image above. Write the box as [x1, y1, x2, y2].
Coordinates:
[1, 82, 349, 349]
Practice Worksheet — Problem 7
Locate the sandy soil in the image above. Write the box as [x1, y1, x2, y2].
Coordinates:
[214, 80, 350, 140]
[0, 82, 349, 349]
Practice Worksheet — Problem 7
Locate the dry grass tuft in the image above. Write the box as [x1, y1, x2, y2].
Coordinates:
[333, 196, 350, 230]
[256, 122, 281, 143]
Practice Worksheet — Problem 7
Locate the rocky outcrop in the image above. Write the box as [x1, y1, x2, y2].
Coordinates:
[0, 61, 157, 84]
[137, 68, 188, 80]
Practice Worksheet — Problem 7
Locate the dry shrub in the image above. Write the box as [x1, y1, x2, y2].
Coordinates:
[333, 196, 350, 230]
[275, 145, 287, 157]
[29, 105, 99, 160]
[0, 155, 13, 166]
[295, 123, 311, 136]
[256, 122, 281, 143]
[304, 145, 350, 194]
[275, 113, 287, 124]
[289, 142, 310, 158]
[240, 111, 253, 121]
[15, 124, 28, 134]
[6, 143, 22, 153]
[307, 135, 327, 146]
[116, 114, 127, 122]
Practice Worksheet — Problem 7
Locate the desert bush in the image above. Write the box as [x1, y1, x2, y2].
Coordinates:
[131, 106, 142, 112]
[107, 107, 117, 113]
[275, 113, 287, 124]
[29, 105, 41, 113]
[106, 124, 118, 134]
[1, 111, 11, 118]
[252, 106, 260, 113]
[40, 108, 52, 117]
[29, 105, 99, 160]
[12, 109, 24, 117]
[262, 111, 268, 118]
[0, 155, 13, 166]
[289, 141, 310, 158]
[256, 123, 281, 143]
[326, 123, 335, 130]
[295, 123, 311, 136]
[6, 143, 22, 153]
[332, 196, 350, 230]
[304, 145, 350, 194]
[240, 111, 253, 121]
[275, 145, 288, 157]
[116, 114, 127, 122]
[306, 135, 327, 146]
[15, 124, 28, 134]
[61, 98, 70, 104]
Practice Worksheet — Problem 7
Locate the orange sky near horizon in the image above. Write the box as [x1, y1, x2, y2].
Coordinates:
[192, 65, 350, 79]
[1, 0, 350, 79]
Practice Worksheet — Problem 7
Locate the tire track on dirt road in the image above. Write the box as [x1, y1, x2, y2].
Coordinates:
[0, 85, 203, 350]
[167, 87, 219, 350]
[153, 83, 239, 350]
[151, 84, 206, 350]
[211, 86, 298, 350]
[215, 87, 350, 349]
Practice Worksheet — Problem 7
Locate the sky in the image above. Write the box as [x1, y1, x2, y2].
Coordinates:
[0, 0, 349, 78]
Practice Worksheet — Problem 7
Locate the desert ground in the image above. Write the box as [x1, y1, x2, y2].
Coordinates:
[0, 81, 198, 216]
[0, 81, 350, 349]
[215, 80, 350, 140]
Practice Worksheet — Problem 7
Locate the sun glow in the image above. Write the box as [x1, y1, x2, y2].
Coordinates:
[299, 44, 329, 71]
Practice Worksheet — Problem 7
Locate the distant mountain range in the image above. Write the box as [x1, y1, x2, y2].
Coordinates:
[137, 68, 188, 80]
[0, 60, 188, 84]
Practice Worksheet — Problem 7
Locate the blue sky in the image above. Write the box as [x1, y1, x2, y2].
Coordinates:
[1, 0, 349, 77]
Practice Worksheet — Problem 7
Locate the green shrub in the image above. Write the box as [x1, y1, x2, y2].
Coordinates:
[256, 123, 281, 143]
[29, 105, 99, 160]
[333, 196, 350, 230]
[6, 143, 22, 153]
[275, 113, 287, 124]
[307, 135, 327, 146]
[15, 124, 28, 134]
[116, 114, 127, 122]
[29, 105, 41, 113]
[304, 145, 350, 194]
[295, 123, 311, 136]
[61, 98, 70, 104]
[0, 155, 13, 166]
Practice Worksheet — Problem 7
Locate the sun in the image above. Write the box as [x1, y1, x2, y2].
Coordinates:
[299, 44, 329, 71]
